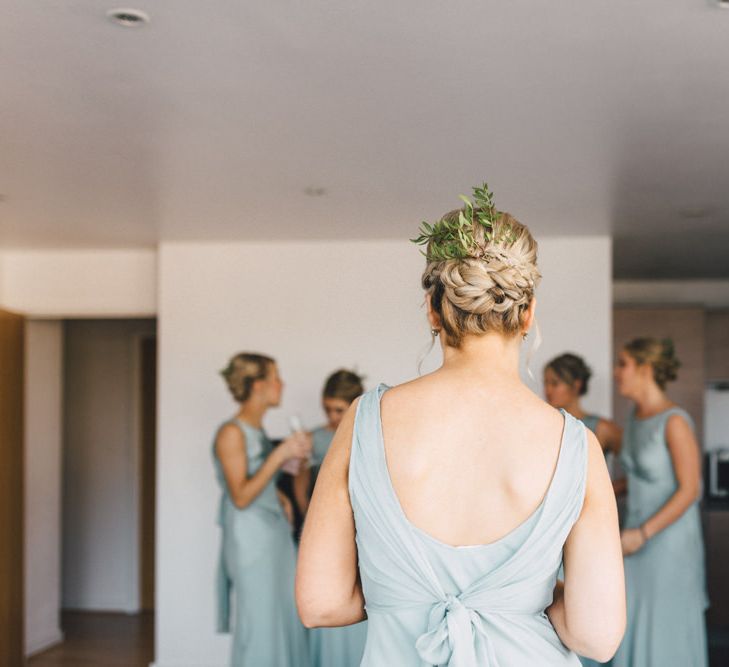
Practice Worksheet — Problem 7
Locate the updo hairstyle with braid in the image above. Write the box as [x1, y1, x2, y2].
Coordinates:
[623, 338, 681, 389]
[421, 210, 541, 348]
[220, 352, 275, 403]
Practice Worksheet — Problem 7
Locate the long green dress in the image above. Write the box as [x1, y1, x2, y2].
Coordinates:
[307, 426, 368, 667]
[214, 419, 310, 667]
[612, 408, 708, 667]
[350, 384, 589, 666]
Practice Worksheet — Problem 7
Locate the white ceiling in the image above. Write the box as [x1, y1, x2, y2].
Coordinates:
[1, 1, 728, 277]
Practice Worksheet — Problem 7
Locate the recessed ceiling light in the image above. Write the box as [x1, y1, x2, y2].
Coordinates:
[107, 8, 150, 27]
[304, 187, 327, 197]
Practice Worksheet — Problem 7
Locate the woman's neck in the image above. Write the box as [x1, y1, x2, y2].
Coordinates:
[440, 332, 522, 383]
[237, 400, 267, 429]
[633, 383, 671, 418]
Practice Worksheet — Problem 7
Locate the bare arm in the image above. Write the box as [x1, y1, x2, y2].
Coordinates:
[621, 414, 701, 554]
[296, 400, 365, 628]
[215, 424, 308, 510]
[547, 430, 626, 662]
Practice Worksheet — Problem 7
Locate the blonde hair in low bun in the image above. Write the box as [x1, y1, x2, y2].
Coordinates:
[220, 352, 274, 403]
[624, 338, 681, 389]
[422, 212, 541, 347]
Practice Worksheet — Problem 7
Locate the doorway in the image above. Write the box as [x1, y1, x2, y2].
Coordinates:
[25, 318, 156, 664]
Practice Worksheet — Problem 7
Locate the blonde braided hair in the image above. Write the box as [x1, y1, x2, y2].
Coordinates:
[422, 212, 540, 347]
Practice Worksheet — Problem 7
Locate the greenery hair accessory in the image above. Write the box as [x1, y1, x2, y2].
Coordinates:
[411, 183, 516, 262]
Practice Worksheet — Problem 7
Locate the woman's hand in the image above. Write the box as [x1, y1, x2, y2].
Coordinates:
[276, 432, 312, 467]
[620, 528, 645, 556]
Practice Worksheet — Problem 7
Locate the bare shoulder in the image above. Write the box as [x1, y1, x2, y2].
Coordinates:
[215, 421, 245, 456]
[665, 411, 696, 445]
[582, 426, 613, 508]
[666, 411, 693, 433]
[584, 427, 607, 469]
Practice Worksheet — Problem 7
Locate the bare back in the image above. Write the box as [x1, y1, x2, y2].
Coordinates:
[381, 370, 566, 548]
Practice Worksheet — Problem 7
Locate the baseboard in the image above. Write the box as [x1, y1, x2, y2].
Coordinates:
[25, 629, 64, 657]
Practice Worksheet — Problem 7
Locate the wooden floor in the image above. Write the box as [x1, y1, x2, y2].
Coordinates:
[28, 611, 153, 667]
[24, 610, 729, 666]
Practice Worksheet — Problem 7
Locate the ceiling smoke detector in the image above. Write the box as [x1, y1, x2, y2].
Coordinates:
[107, 8, 150, 27]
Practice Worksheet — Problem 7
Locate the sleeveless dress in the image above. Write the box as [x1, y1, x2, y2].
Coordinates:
[308, 426, 368, 667]
[579, 415, 600, 435]
[350, 384, 589, 666]
[213, 419, 310, 667]
[612, 408, 708, 667]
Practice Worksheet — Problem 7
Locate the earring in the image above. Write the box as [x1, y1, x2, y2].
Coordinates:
[431, 329, 440, 337]
[522, 332, 528, 341]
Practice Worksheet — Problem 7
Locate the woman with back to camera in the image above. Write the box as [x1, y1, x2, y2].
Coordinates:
[293, 369, 368, 667]
[295, 184, 625, 666]
[214, 353, 311, 667]
[544, 353, 624, 498]
[612, 338, 708, 667]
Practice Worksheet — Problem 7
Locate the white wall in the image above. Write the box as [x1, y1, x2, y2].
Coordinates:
[0, 249, 157, 317]
[155, 236, 612, 667]
[24, 320, 64, 656]
[62, 318, 156, 611]
[705, 386, 729, 453]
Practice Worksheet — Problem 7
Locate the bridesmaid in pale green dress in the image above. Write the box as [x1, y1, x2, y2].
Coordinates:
[294, 370, 368, 667]
[295, 192, 626, 665]
[613, 338, 708, 667]
[214, 352, 312, 667]
[544, 353, 624, 667]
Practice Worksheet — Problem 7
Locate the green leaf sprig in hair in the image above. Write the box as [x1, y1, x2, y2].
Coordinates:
[411, 183, 516, 261]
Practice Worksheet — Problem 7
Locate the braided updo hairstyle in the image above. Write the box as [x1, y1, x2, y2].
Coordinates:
[422, 211, 541, 347]
[624, 338, 681, 389]
[220, 352, 274, 403]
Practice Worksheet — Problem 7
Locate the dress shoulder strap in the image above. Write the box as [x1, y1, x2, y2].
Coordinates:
[660, 406, 696, 433]
[532, 410, 589, 531]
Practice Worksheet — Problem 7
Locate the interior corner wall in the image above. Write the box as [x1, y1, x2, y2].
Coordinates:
[24, 320, 64, 657]
[154, 236, 611, 666]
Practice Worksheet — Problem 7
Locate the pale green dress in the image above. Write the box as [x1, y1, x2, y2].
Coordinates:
[350, 384, 589, 666]
[214, 419, 310, 667]
[579, 415, 600, 436]
[612, 408, 708, 667]
[308, 426, 368, 667]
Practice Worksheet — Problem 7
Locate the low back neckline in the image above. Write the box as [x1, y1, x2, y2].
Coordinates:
[374, 383, 570, 550]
